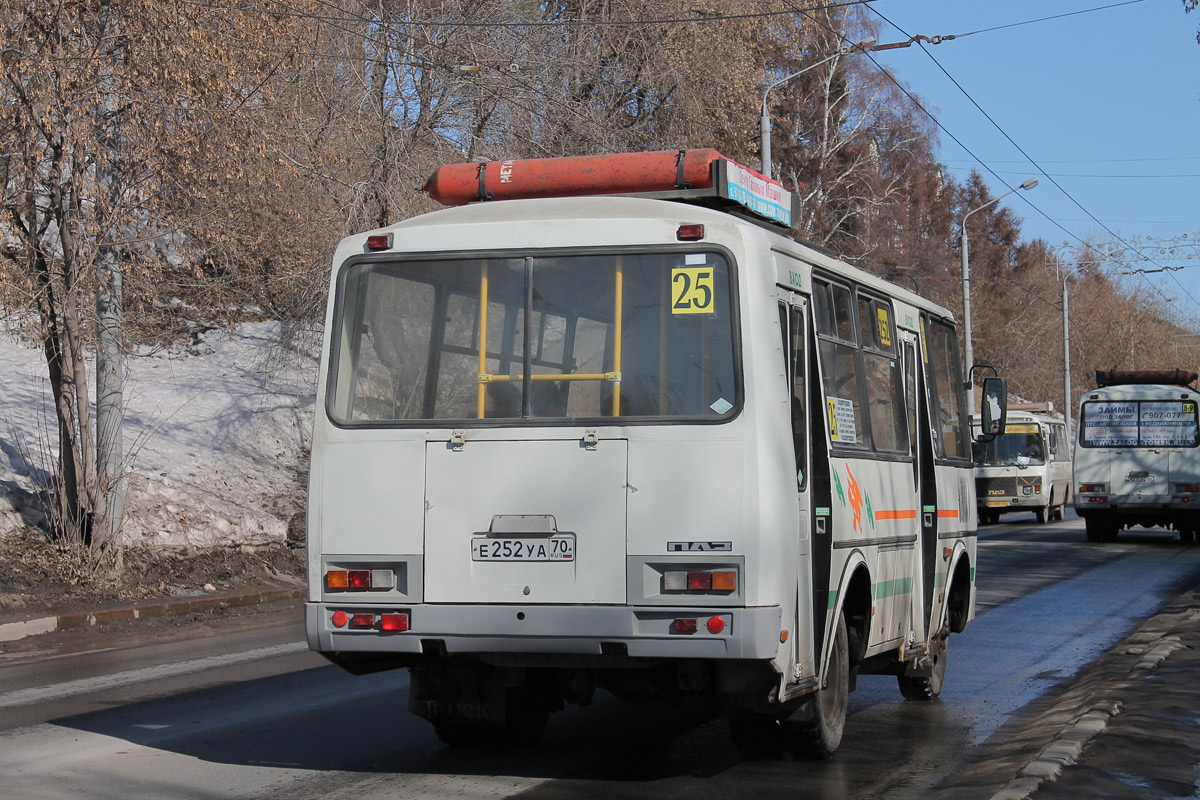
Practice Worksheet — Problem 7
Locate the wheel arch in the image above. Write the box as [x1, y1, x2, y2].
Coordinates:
[823, 553, 872, 678]
[944, 548, 973, 634]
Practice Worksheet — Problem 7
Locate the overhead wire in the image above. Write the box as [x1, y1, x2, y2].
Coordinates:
[860, 4, 1200, 323]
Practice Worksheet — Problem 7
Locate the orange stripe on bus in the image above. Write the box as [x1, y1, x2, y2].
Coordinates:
[875, 509, 918, 520]
[936, 509, 959, 518]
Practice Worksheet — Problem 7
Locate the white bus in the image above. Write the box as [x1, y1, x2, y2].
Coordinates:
[304, 150, 1006, 758]
[1074, 369, 1200, 543]
[972, 402, 1072, 524]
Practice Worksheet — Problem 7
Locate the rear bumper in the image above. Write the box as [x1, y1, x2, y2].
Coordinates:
[305, 601, 783, 661]
[1074, 496, 1199, 515]
[980, 495, 1044, 511]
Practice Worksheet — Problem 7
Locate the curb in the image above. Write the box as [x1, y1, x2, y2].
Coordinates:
[982, 596, 1199, 800]
[0, 587, 305, 644]
[989, 702, 1123, 800]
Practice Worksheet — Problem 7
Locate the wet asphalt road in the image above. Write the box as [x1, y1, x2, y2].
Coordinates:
[1, 512, 1198, 799]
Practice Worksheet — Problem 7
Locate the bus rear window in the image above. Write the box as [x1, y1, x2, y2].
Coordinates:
[326, 251, 738, 424]
[1080, 400, 1199, 447]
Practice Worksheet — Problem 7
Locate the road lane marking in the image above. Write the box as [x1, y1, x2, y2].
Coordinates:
[0, 641, 309, 709]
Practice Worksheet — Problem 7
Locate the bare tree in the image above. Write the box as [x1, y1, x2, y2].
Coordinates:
[0, 0, 319, 565]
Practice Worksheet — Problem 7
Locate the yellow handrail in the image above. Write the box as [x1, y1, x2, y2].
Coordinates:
[613, 256, 623, 416]
[476, 262, 489, 419]
[475, 257, 625, 417]
[479, 372, 621, 383]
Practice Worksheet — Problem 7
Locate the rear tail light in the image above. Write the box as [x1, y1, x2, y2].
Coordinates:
[711, 571, 737, 591]
[380, 613, 410, 632]
[326, 568, 396, 592]
[349, 613, 376, 629]
[1079, 484, 1105, 493]
[1176, 484, 1200, 493]
[673, 618, 698, 632]
[663, 569, 738, 593]
[371, 569, 397, 590]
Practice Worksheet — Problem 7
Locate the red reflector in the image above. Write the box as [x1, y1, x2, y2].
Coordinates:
[687, 571, 712, 591]
[348, 570, 371, 590]
[380, 613, 410, 632]
[350, 613, 376, 628]
[366, 233, 392, 251]
[707, 616, 725, 634]
[942, 547, 952, 560]
[674, 618, 698, 632]
[331, 610, 348, 628]
[677, 224, 705, 241]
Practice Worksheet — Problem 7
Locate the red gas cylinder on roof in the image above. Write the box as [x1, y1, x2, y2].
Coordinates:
[420, 148, 730, 206]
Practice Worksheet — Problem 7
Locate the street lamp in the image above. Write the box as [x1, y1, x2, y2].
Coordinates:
[759, 37, 875, 180]
[960, 177, 1039, 400]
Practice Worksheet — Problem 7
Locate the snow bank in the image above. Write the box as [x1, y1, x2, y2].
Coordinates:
[0, 321, 319, 550]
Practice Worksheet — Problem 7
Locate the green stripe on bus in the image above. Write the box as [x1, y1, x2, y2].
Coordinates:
[826, 590, 838, 610]
[871, 578, 914, 600]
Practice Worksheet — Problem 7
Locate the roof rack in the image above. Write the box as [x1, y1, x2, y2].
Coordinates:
[420, 149, 801, 229]
[1095, 369, 1198, 388]
[1009, 401, 1055, 413]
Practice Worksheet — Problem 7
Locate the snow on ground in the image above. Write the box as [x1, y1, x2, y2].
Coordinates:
[0, 321, 319, 550]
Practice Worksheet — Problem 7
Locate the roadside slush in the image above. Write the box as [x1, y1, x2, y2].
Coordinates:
[930, 577, 1200, 800]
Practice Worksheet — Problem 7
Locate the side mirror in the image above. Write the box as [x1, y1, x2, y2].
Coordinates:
[979, 377, 1007, 438]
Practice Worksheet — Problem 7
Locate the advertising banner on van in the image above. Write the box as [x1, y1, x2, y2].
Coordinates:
[1081, 400, 1198, 447]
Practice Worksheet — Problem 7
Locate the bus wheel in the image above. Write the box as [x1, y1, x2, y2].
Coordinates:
[1085, 517, 1117, 543]
[728, 717, 785, 760]
[787, 613, 848, 760]
[1035, 506, 1048, 524]
[898, 634, 948, 701]
[980, 510, 999, 525]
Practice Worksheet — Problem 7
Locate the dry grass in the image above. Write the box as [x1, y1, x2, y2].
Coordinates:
[0, 527, 305, 614]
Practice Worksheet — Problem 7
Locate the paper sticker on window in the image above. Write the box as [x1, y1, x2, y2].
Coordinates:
[827, 396, 857, 442]
[671, 267, 715, 315]
[876, 306, 892, 348]
[710, 397, 733, 414]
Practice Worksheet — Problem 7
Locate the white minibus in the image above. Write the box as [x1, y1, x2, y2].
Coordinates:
[304, 150, 1006, 757]
[1074, 369, 1200, 543]
[972, 403, 1072, 524]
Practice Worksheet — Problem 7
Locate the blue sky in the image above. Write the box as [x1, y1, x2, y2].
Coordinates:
[865, 0, 1200, 326]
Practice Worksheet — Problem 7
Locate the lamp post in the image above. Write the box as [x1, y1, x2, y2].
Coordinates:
[759, 37, 875, 180]
[960, 177, 1038, 402]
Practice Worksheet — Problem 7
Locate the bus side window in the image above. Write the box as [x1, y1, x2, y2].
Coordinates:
[858, 295, 906, 453]
[790, 307, 807, 488]
[778, 300, 808, 489]
[925, 317, 969, 459]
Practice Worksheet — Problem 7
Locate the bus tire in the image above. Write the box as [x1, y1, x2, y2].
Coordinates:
[1085, 516, 1117, 543]
[898, 634, 947, 701]
[787, 613, 848, 759]
[1035, 505, 1048, 524]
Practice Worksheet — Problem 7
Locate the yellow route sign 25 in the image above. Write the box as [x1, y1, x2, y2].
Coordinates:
[671, 267, 715, 315]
